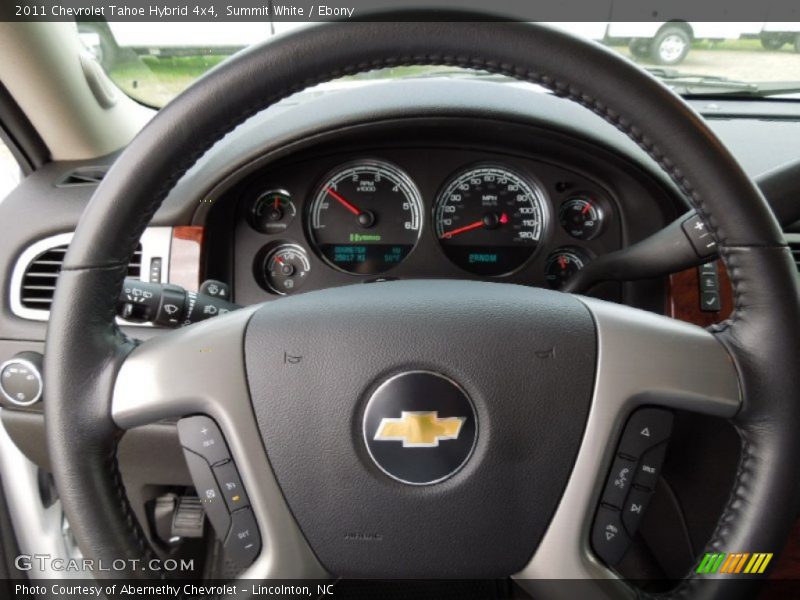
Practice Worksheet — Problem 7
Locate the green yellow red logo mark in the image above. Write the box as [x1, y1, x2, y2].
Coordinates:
[697, 552, 773, 575]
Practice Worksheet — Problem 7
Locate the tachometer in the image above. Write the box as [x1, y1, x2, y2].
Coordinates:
[308, 160, 423, 275]
[434, 165, 549, 276]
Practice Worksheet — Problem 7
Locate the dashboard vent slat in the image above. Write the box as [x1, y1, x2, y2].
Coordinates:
[56, 166, 108, 187]
[20, 243, 143, 310]
[789, 240, 800, 273]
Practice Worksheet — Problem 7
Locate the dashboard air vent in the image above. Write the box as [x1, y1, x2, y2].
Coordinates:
[789, 239, 800, 272]
[20, 244, 142, 310]
[57, 166, 107, 187]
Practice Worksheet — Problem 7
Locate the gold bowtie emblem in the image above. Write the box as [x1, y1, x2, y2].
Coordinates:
[374, 411, 466, 447]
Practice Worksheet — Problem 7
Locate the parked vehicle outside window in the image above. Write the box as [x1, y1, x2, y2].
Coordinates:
[76, 20, 800, 108]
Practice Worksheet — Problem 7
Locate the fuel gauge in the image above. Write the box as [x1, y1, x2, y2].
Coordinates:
[545, 248, 592, 290]
[263, 244, 311, 295]
[250, 190, 296, 233]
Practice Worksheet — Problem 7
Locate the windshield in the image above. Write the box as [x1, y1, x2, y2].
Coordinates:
[79, 21, 800, 107]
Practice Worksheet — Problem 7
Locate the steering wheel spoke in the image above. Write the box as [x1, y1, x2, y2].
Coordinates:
[516, 298, 740, 594]
[112, 306, 327, 580]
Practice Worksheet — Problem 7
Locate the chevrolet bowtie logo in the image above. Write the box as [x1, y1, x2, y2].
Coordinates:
[374, 411, 466, 448]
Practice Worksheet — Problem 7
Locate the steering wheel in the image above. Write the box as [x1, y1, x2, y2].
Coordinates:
[44, 20, 800, 599]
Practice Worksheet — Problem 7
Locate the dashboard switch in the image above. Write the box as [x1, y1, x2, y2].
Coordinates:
[224, 508, 261, 568]
[199, 279, 231, 300]
[178, 416, 231, 466]
[0, 352, 43, 407]
[117, 278, 239, 328]
[592, 506, 631, 566]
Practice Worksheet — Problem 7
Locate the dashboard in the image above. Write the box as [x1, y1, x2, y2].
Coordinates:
[203, 114, 681, 309]
[236, 151, 621, 296]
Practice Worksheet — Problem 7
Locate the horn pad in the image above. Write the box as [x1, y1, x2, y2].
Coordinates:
[245, 280, 596, 578]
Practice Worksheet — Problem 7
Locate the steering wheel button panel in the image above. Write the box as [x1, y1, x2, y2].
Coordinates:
[617, 408, 673, 459]
[213, 460, 250, 512]
[177, 415, 231, 466]
[622, 487, 654, 537]
[182, 449, 231, 539]
[633, 443, 668, 491]
[591, 506, 631, 566]
[601, 455, 637, 509]
[225, 508, 262, 568]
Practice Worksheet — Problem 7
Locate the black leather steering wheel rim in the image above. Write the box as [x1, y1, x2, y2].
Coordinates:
[44, 19, 800, 597]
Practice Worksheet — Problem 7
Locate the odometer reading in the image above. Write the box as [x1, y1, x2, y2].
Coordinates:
[308, 160, 423, 275]
[434, 165, 549, 276]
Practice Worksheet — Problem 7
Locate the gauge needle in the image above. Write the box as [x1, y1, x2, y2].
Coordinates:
[558, 256, 568, 270]
[581, 203, 592, 215]
[441, 220, 484, 239]
[441, 213, 509, 239]
[325, 187, 362, 216]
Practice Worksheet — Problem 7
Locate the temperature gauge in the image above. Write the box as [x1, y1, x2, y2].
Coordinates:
[545, 248, 592, 290]
[263, 244, 311, 295]
[250, 190, 296, 233]
[559, 195, 604, 240]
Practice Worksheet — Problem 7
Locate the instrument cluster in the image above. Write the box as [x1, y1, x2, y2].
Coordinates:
[233, 151, 621, 299]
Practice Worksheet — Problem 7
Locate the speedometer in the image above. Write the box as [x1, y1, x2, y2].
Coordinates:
[308, 160, 423, 275]
[434, 165, 549, 276]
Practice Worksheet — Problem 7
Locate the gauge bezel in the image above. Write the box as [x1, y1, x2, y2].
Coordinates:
[261, 242, 311, 296]
[249, 189, 296, 234]
[432, 162, 551, 277]
[544, 246, 595, 290]
[306, 159, 424, 276]
[558, 193, 606, 241]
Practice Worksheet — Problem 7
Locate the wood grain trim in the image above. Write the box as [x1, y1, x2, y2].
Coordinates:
[668, 262, 733, 326]
[169, 226, 204, 292]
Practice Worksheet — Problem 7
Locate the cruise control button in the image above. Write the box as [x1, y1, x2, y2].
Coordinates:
[699, 273, 718, 291]
[701, 291, 721, 312]
[618, 408, 673, 459]
[699, 262, 717, 276]
[224, 507, 261, 568]
[182, 449, 231, 540]
[592, 506, 631, 566]
[178, 416, 231, 466]
[601, 455, 637, 509]
[633, 443, 668, 491]
[213, 460, 250, 512]
[622, 487, 653, 537]
[681, 213, 718, 258]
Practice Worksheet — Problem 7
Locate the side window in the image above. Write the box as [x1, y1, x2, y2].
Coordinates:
[0, 137, 22, 204]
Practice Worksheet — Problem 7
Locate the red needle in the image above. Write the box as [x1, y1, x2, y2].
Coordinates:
[558, 256, 568, 270]
[440, 220, 484, 239]
[275, 256, 284, 265]
[581, 203, 592, 215]
[274, 196, 280, 210]
[441, 213, 509, 239]
[325, 187, 361, 216]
